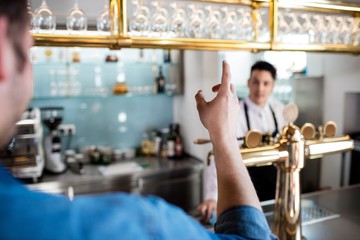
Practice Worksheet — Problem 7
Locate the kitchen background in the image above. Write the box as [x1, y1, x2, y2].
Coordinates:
[26, 0, 360, 195]
[30, 46, 360, 192]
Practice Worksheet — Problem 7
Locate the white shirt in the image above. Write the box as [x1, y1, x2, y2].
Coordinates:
[204, 97, 287, 201]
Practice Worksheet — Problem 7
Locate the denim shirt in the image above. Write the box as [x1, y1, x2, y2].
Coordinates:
[0, 166, 278, 240]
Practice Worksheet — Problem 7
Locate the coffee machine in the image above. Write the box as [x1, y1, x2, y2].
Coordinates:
[41, 107, 66, 173]
[0, 108, 44, 182]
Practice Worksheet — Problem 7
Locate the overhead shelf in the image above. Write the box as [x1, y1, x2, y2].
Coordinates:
[33, 33, 118, 48]
[31, 0, 360, 53]
[128, 37, 270, 51]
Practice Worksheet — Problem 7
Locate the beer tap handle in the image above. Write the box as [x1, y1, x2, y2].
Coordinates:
[283, 102, 299, 124]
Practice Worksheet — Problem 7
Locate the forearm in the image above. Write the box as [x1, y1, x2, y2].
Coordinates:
[210, 132, 261, 216]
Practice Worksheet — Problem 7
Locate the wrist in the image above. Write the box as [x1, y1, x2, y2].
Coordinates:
[209, 130, 237, 146]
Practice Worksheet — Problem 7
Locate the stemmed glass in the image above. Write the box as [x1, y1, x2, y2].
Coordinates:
[256, 9, 270, 42]
[339, 16, 354, 45]
[325, 16, 342, 44]
[311, 14, 324, 43]
[169, 2, 186, 38]
[277, 10, 290, 42]
[237, 8, 253, 41]
[205, 5, 222, 39]
[97, 0, 111, 33]
[295, 12, 311, 44]
[129, 0, 150, 36]
[221, 7, 238, 40]
[283, 11, 302, 43]
[300, 13, 315, 44]
[150, 1, 168, 37]
[350, 17, 360, 46]
[27, 1, 35, 32]
[187, 4, 205, 38]
[34, 0, 56, 33]
[66, 0, 87, 34]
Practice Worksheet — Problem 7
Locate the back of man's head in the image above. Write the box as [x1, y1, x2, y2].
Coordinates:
[250, 61, 277, 80]
[0, 0, 29, 70]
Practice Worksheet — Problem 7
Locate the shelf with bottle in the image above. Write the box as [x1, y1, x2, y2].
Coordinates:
[30, 47, 181, 66]
[31, 47, 183, 99]
[139, 123, 184, 159]
[32, 92, 175, 101]
[32, 66, 181, 99]
[32, 61, 180, 67]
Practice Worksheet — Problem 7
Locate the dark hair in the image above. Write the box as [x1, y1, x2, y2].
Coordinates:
[0, 0, 29, 70]
[250, 61, 277, 80]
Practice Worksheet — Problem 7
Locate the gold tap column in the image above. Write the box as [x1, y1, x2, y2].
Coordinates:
[274, 125, 304, 240]
[269, 0, 278, 48]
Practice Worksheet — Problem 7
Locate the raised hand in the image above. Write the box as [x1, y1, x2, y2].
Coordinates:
[195, 60, 239, 141]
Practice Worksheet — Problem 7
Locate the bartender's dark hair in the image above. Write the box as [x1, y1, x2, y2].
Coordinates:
[250, 61, 277, 80]
[0, 0, 29, 71]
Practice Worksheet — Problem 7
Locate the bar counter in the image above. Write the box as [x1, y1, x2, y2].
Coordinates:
[26, 157, 360, 239]
[263, 184, 360, 240]
[27, 156, 204, 212]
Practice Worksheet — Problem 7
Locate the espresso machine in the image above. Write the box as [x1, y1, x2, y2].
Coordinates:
[0, 108, 45, 182]
[41, 107, 66, 173]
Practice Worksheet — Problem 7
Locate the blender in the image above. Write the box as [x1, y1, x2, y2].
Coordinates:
[41, 107, 66, 173]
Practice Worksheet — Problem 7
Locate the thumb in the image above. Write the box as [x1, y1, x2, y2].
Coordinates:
[195, 90, 206, 110]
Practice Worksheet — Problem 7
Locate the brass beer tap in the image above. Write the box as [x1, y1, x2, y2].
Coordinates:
[195, 104, 354, 240]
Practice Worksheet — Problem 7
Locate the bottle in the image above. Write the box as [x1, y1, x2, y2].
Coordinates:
[174, 124, 184, 158]
[141, 129, 152, 157]
[113, 62, 128, 95]
[150, 129, 160, 156]
[156, 66, 165, 93]
[160, 128, 169, 158]
[163, 49, 171, 63]
[167, 124, 177, 158]
[138, 49, 145, 62]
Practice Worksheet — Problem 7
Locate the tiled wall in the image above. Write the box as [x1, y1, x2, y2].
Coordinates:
[30, 48, 177, 150]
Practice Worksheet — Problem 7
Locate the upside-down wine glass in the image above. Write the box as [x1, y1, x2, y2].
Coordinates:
[97, 0, 111, 33]
[34, 0, 56, 33]
[66, 0, 88, 34]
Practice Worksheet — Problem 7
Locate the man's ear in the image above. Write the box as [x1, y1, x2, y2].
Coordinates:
[0, 17, 9, 82]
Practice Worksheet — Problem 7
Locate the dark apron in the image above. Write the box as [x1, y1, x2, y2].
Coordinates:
[244, 101, 278, 201]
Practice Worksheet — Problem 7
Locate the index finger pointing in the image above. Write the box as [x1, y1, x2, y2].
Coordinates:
[220, 60, 231, 91]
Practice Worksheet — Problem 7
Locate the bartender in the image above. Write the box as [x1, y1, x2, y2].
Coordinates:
[198, 60, 288, 222]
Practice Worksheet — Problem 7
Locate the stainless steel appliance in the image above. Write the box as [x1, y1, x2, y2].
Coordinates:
[293, 75, 324, 193]
[41, 107, 66, 173]
[0, 108, 44, 182]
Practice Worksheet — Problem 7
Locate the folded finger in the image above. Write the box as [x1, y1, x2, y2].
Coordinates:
[198, 205, 207, 218]
[212, 84, 221, 92]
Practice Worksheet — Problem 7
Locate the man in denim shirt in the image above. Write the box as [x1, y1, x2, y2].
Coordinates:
[0, 1, 278, 239]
